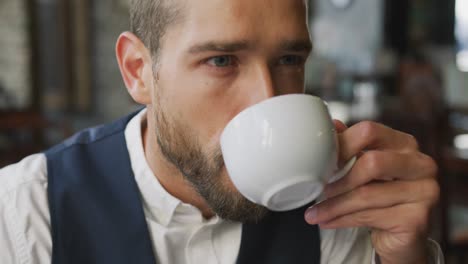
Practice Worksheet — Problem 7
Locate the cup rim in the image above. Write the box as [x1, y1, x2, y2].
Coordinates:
[220, 93, 326, 141]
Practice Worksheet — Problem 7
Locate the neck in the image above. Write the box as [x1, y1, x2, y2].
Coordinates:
[142, 110, 215, 219]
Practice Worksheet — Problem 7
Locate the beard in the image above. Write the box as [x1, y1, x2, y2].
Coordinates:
[152, 95, 269, 223]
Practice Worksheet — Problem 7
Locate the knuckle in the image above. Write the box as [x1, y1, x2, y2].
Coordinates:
[410, 207, 430, 233]
[355, 185, 374, 202]
[357, 211, 374, 225]
[358, 121, 379, 142]
[423, 155, 439, 178]
[421, 179, 440, 204]
[361, 151, 383, 179]
[405, 133, 420, 150]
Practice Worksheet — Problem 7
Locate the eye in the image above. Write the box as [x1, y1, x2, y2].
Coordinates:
[279, 55, 304, 66]
[206, 56, 236, 67]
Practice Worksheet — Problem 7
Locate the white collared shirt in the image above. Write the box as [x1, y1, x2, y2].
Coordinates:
[0, 109, 444, 264]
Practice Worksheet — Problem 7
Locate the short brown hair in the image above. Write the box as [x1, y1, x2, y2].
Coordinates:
[130, 0, 182, 60]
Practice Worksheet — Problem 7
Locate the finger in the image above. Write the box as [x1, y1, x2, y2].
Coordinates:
[333, 119, 348, 133]
[326, 150, 438, 198]
[338, 121, 419, 162]
[316, 203, 431, 235]
[305, 179, 439, 225]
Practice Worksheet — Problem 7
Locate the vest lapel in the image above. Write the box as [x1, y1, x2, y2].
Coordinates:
[46, 113, 157, 264]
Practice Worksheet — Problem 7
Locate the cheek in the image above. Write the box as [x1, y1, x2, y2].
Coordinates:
[175, 79, 242, 144]
[154, 56, 245, 151]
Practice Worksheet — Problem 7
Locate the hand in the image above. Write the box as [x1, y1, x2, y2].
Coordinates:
[305, 121, 439, 264]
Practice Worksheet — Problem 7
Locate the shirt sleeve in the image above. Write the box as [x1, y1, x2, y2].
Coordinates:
[0, 154, 51, 264]
[0, 193, 24, 264]
[371, 239, 445, 264]
[320, 226, 445, 264]
[320, 227, 373, 263]
[427, 238, 445, 264]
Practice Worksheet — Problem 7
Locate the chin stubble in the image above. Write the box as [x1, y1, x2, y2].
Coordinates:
[153, 104, 269, 223]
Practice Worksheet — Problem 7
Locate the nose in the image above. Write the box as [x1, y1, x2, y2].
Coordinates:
[245, 64, 276, 106]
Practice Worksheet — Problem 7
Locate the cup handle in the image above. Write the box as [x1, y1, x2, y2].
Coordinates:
[327, 156, 357, 184]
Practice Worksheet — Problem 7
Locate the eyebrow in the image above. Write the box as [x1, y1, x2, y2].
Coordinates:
[187, 39, 312, 54]
[280, 40, 313, 53]
[188, 41, 251, 53]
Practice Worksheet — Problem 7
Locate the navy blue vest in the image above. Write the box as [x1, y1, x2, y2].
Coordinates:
[45, 111, 320, 264]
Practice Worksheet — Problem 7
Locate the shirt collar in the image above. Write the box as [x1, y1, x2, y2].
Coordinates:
[125, 108, 181, 226]
[125, 108, 223, 227]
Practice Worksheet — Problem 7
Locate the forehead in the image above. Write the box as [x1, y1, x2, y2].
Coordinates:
[172, 0, 309, 47]
[184, 0, 307, 20]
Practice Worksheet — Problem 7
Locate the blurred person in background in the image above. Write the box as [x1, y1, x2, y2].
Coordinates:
[0, 0, 443, 263]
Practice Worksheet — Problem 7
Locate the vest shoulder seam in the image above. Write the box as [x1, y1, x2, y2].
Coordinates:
[45, 128, 124, 157]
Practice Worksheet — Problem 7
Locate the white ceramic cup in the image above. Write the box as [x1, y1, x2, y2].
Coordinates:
[220, 94, 355, 212]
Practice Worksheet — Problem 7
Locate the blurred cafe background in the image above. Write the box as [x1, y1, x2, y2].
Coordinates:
[0, 0, 467, 262]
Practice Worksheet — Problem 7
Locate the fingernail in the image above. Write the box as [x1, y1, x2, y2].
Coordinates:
[305, 207, 318, 223]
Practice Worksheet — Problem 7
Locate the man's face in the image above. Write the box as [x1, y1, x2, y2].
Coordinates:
[151, 0, 311, 222]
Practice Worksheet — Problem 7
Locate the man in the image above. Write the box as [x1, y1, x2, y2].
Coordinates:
[0, 0, 443, 263]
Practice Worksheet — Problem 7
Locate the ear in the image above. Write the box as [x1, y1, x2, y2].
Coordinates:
[116, 31, 153, 105]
